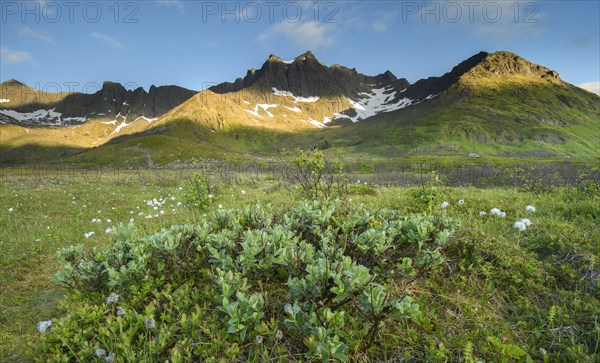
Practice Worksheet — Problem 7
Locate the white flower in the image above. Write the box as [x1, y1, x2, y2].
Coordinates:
[138, 212, 144, 216]
[218, 204, 223, 209]
[145, 317, 155, 329]
[490, 208, 501, 215]
[479, 211, 487, 216]
[154, 214, 159, 218]
[106, 219, 111, 223]
[178, 186, 183, 190]
[95, 349, 107, 357]
[498, 212, 506, 218]
[129, 211, 134, 214]
[117, 307, 125, 317]
[520, 218, 532, 227]
[356, 180, 360, 183]
[84, 232, 95, 238]
[153, 206, 158, 210]
[130, 218, 135, 223]
[255, 335, 264, 344]
[458, 199, 464, 205]
[37, 320, 52, 333]
[208, 194, 214, 199]
[513, 221, 527, 231]
[241, 190, 246, 195]
[526, 205, 536, 212]
[349, 198, 352, 202]
[105, 228, 113, 234]
[106, 353, 116, 362]
[160, 210, 165, 215]
[176, 202, 182, 206]
[8, 208, 14, 212]
[275, 330, 283, 340]
[540, 348, 547, 355]
[105, 293, 120, 304]
[441, 202, 449, 209]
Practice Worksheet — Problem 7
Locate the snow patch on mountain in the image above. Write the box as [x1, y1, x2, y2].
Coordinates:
[285, 106, 302, 113]
[338, 86, 414, 122]
[0, 108, 90, 126]
[306, 118, 326, 128]
[245, 104, 278, 118]
[272, 88, 320, 103]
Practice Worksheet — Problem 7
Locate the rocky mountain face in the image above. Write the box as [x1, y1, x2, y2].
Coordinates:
[0, 81, 196, 126]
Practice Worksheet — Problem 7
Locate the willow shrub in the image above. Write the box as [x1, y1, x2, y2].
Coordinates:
[35, 199, 456, 362]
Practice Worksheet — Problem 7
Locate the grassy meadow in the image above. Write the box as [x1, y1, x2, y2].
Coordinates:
[0, 166, 598, 362]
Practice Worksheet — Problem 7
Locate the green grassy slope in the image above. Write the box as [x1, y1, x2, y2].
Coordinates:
[2, 51, 598, 165]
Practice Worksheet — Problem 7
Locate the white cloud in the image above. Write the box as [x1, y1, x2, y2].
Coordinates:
[90, 32, 123, 49]
[156, 0, 184, 14]
[0, 48, 34, 64]
[257, 21, 334, 50]
[19, 27, 53, 44]
[577, 82, 600, 95]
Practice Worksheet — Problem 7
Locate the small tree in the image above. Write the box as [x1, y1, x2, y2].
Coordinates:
[284, 149, 348, 200]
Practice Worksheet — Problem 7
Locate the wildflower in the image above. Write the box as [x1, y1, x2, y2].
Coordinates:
[275, 330, 283, 340]
[178, 186, 183, 190]
[117, 307, 125, 317]
[479, 211, 486, 216]
[106, 353, 116, 362]
[129, 211, 134, 214]
[160, 210, 165, 215]
[255, 335, 264, 344]
[241, 190, 246, 195]
[105, 228, 113, 234]
[490, 208, 501, 215]
[84, 232, 95, 238]
[106, 219, 111, 223]
[526, 205, 536, 212]
[498, 212, 506, 218]
[37, 320, 52, 333]
[441, 202, 449, 209]
[520, 218, 532, 227]
[138, 212, 144, 216]
[349, 198, 353, 202]
[458, 199, 464, 205]
[106, 293, 120, 304]
[8, 208, 14, 212]
[176, 202, 182, 206]
[208, 194, 214, 199]
[95, 349, 107, 357]
[130, 218, 135, 223]
[218, 204, 223, 209]
[540, 348, 547, 355]
[145, 317, 155, 329]
[513, 221, 527, 231]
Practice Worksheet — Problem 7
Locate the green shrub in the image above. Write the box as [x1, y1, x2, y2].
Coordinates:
[34, 200, 457, 362]
[284, 149, 348, 201]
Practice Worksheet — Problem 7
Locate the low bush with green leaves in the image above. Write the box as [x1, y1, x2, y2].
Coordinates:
[33, 200, 456, 362]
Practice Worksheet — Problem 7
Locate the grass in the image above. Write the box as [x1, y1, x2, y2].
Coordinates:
[1, 169, 598, 361]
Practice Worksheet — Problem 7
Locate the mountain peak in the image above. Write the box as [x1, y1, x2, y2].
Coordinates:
[1, 79, 26, 87]
[469, 51, 561, 80]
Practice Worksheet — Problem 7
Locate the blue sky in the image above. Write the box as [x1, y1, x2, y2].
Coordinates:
[1, 0, 599, 94]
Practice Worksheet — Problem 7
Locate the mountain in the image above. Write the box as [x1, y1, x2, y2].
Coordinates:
[0, 80, 196, 127]
[0, 50, 598, 164]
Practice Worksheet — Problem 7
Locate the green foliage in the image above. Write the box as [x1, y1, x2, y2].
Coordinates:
[285, 149, 348, 200]
[34, 200, 456, 362]
[181, 172, 214, 215]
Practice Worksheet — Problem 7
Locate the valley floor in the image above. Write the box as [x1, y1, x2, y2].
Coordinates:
[0, 172, 598, 361]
